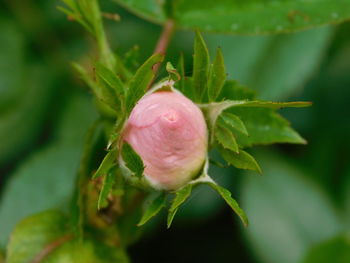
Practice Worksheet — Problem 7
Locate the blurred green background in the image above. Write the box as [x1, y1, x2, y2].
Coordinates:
[0, 0, 349, 262]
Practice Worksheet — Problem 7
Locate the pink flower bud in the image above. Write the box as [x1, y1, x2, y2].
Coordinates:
[123, 89, 208, 190]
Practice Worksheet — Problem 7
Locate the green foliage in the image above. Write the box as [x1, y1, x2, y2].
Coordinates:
[175, 54, 185, 93]
[59, 0, 115, 68]
[6, 211, 69, 263]
[125, 53, 164, 113]
[206, 27, 332, 100]
[205, 182, 248, 227]
[192, 30, 210, 102]
[167, 184, 193, 228]
[138, 192, 166, 226]
[92, 149, 117, 179]
[0, 19, 55, 167]
[166, 62, 180, 82]
[217, 146, 262, 174]
[114, 0, 350, 34]
[215, 121, 239, 153]
[0, 19, 23, 110]
[0, 95, 97, 246]
[44, 239, 129, 263]
[302, 235, 350, 263]
[241, 152, 341, 263]
[97, 170, 116, 210]
[229, 107, 307, 147]
[208, 48, 226, 102]
[1, 0, 337, 260]
[121, 142, 144, 178]
[95, 62, 125, 110]
[6, 211, 129, 263]
[219, 112, 248, 136]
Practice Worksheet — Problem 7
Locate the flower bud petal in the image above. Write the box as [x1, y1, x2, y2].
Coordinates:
[124, 90, 208, 190]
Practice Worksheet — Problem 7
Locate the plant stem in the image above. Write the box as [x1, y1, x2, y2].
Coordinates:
[152, 19, 175, 78]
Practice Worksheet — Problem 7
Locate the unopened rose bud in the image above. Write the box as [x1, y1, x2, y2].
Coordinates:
[123, 89, 208, 190]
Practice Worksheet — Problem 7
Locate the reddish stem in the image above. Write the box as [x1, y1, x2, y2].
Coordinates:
[151, 19, 175, 80]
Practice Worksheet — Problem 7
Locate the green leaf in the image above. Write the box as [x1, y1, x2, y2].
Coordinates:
[6, 211, 69, 263]
[215, 122, 239, 153]
[208, 48, 226, 101]
[201, 98, 309, 144]
[230, 100, 312, 109]
[95, 62, 125, 99]
[97, 170, 116, 210]
[176, 53, 185, 94]
[219, 80, 256, 101]
[229, 107, 307, 147]
[220, 112, 248, 136]
[241, 151, 341, 263]
[6, 211, 129, 263]
[217, 146, 262, 174]
[121, 142, 144, 178]
[205, 182, 248, 226]
[0, 95, 97, 246]
[115, 0, 350, 34]
[138, 192, 166, 226]
[44, 239, 130, 263]
[0, 59, 54, 167]
[125, 53, 164, 113]
[192, 31, 210, 102]
[0, 19, 24, 110]
[113, 0, 166, 25]
[92, 149, 117, 179]
[302, 235, 350, 263]
[123, 45, 140, 73]
[206, 27, 332, 100]
[167, 184, 193, 228]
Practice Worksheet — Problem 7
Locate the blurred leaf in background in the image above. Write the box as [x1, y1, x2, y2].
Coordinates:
[114, 0, 350, 34]
[241, 151, 343, 263]
[206, 27, 333, 100]
[0, 94, 97, 247]
[0, 19, 55, 167]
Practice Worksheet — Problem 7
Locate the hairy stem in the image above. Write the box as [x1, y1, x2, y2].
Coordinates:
[151, 19, 175, 80]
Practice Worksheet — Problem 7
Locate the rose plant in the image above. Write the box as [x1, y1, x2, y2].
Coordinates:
[10, 0, 350, 261]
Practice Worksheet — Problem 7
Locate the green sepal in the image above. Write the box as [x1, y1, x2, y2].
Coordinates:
[118, 164, 151, 191]
[92, 149, 117, 179]
[121, 142, 144, 178]
[167, 184, 193, 228]
[192, 30, 209, 102]
[176, 54, 185, 94]
[138, 192, 167, 226]
[208, 47, 226, 102]
[125, 53, 164, 113]
[97, 168, 117, 210]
